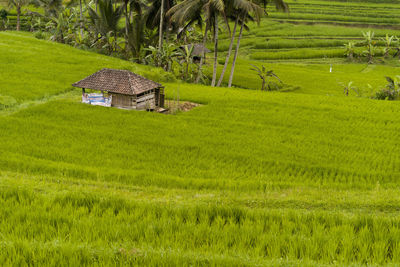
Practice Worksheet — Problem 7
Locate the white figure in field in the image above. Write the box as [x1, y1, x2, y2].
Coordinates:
[330, 64, 333, 73]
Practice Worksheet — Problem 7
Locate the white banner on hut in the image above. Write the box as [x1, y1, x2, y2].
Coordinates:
[82, 93, 111, 107]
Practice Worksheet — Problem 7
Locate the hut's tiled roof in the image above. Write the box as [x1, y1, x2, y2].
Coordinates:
[72, 68, 162, 95]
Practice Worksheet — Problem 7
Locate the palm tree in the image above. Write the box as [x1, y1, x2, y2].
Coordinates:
[8, 0, 30, 31]
[198, 0, 224, 84]
[227, 0, 288, 88]
[79, 0, 83, 38]
[218, 0, 264, 87]
[211, 14, 219, 86]
[228, 1, 263, 87]
[168, 0, 224, 84]
[88, 0, 123, 51]
[217, 0, 263, 87]
[125, 0, 146, 60]
[145, 0, 176, 47]
[216, 13, 237, 87]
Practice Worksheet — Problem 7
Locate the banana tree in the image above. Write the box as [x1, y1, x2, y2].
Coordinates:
[362, 31, 375, 64]
[344, 41, 356, 60]
[145, 42, 179, 71]
[250, 64, 281, 91]
[176, 44, 194, 80]
[340, 81, 358, 96]
[381, 34, 394, 58]
[46, 11, 70, 43]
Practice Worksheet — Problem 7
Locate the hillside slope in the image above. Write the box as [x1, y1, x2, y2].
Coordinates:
[1, 33, 400, 266]
[0, 32, 173, 105]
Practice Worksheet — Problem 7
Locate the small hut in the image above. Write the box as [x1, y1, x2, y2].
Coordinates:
[180, 44, 211, 63]
[72, 68, 165, 110]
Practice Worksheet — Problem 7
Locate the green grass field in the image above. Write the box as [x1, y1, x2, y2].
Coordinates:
[2, 28, 400, 265]
[3, 0, 400, 265]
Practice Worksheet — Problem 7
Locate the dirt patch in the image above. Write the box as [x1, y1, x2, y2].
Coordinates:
[159, 101, 202, 114]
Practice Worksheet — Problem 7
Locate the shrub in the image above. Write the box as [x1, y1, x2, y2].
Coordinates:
[373, 88, 399, 100]
[0, 9, 7, 31]
[0, 9, 7, 20]
[373, 76, 400, 100]
[34, 31, 46, 40]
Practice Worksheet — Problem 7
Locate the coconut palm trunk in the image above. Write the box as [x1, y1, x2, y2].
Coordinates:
[195, 20, 210, 83]
[124, 1, 129, 53]
[16, 5, 21, 31]
[158, 0, 165, 50]
[211, 15, 219, 87]
[228, 16, 244, 88]
[79, 0, 83, 38]
[217, 16, 238, 87]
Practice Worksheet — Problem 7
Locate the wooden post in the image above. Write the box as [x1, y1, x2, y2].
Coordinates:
[159, 87, 165, 108]
[82, 88, 86, 103]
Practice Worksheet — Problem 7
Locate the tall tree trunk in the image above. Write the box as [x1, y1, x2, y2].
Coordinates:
[79, 0, 83, 38]
[125, 4, 129, 36]
[195, 20, 209, 84]
[124, 1, 129, 53]
[16, 5, 21, 31]
[95, 0, 98, 12]
[158, 0, 165, 50]
[211, 15, 218, 87]
[137, 6, 143, 60]
[217, 16, 238, 87]
[165, 0, 171, 41]
[228, 17, 244, 88]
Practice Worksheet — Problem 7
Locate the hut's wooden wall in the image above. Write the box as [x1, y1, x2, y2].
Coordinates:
[111, 91, 157, 110]
[111, 93, 134, 109]
[136, 92, 156, 110]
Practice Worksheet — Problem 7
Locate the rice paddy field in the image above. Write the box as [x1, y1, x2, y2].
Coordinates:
[2, 0, 400, 265]
[212, 0, 400, 95]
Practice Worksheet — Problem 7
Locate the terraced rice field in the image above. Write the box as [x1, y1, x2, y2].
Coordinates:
[269, 0, 400, 25]
[3, 0, 400, 265]
[2, 29, 400, 266]
[213, 0, 400, 95]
